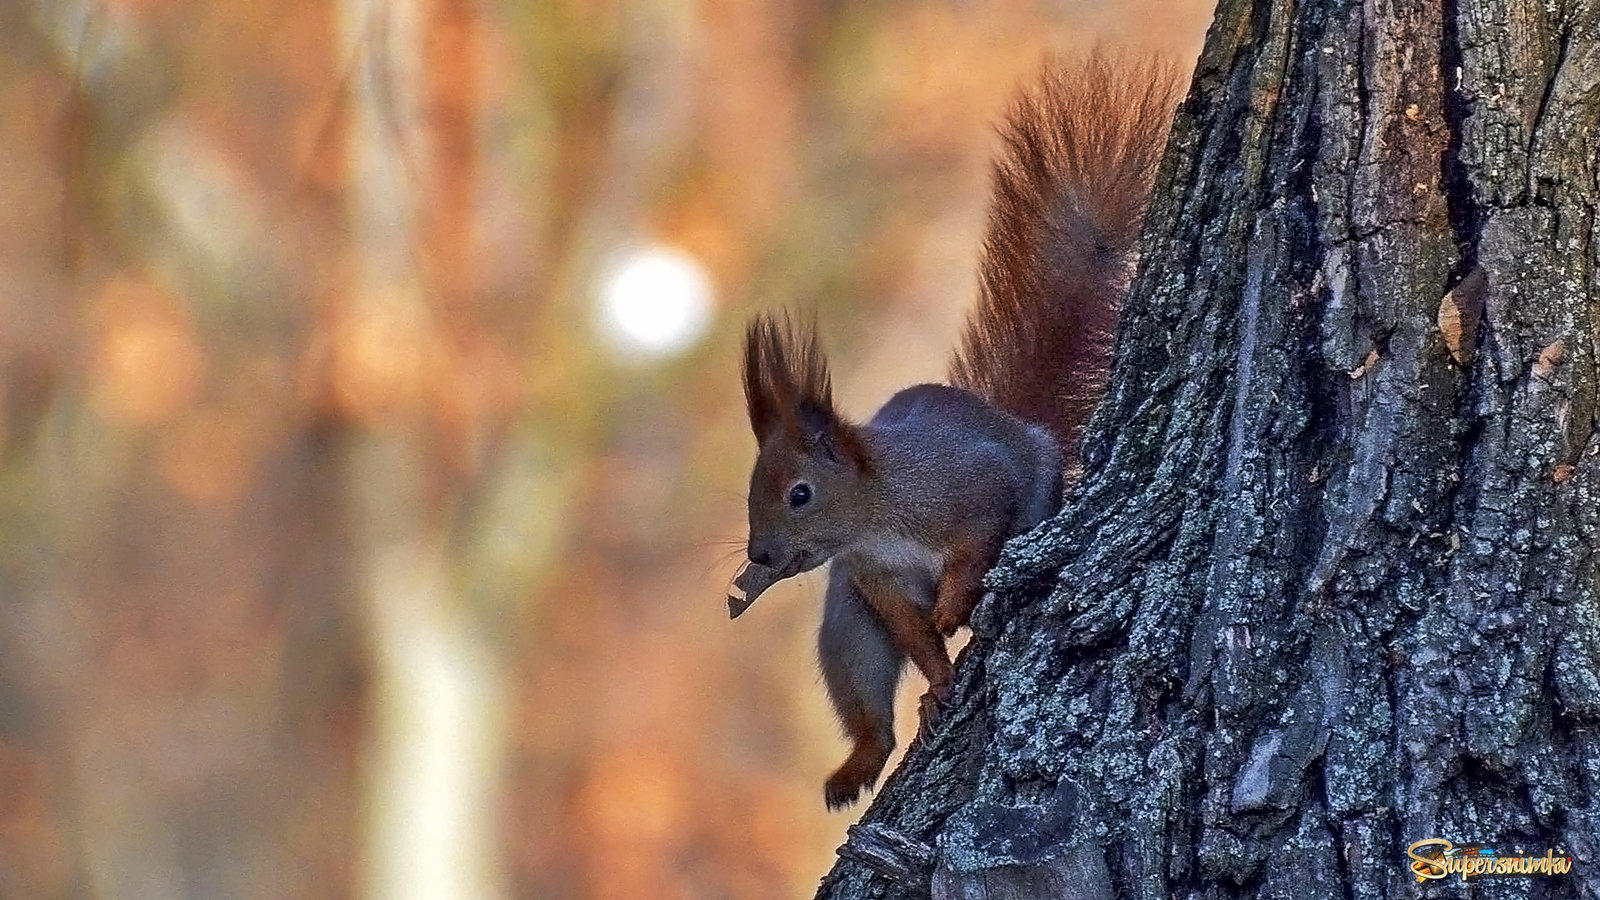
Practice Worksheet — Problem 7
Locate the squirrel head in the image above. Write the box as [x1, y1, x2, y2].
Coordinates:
[741, 314, 874, 579]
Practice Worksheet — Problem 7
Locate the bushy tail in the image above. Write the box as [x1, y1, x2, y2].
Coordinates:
[949, 53, 1180, 452]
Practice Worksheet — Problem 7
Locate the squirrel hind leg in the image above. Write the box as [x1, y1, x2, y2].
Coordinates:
[818, 567, 902, 809]
[823, 723, 894, 811]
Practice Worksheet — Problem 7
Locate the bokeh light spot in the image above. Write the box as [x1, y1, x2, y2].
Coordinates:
[595, 245, 714, 361]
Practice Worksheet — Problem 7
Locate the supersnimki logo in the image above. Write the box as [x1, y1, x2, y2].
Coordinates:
[1406, 839, 1573, 883]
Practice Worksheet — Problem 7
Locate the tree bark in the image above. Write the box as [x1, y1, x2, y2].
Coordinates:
[817, 0, 1600, 896]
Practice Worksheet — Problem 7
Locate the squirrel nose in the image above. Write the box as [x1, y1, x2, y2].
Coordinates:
[748, 538, 776, 568]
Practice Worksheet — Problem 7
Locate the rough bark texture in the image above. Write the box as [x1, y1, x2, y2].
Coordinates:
[816, 0, 1600, 896]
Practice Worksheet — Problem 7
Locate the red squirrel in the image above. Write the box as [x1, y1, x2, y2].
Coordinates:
[733, 55, 1179, 810]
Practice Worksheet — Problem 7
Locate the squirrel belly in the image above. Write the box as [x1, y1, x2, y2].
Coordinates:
[735, 53, 1179, 810]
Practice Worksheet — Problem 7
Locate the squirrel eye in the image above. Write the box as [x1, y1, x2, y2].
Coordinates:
[787, 482, 813, 508]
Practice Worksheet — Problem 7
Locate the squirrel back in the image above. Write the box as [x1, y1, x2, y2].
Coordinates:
[949, 54, 1180, 453]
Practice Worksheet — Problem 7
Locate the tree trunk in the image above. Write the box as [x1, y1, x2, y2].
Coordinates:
[338, 2, 512, 898]
[817, 0, 1600, 896]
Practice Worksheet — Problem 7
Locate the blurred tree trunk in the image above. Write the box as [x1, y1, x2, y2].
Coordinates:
[338, 1, 515, 898]
[2, 4, 367, 899]
[817, 0, 1600, 896]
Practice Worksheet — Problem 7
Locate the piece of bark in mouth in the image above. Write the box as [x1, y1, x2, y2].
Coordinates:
[728, 560, 783, 618]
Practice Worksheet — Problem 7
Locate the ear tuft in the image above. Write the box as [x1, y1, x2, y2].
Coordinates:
[741, 313, 874, 471]
[741, 318, 780, 442]
[741, 312, 836, 444]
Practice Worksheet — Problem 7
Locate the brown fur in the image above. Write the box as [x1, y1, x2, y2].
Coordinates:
[742, 313, 872, 470]
[950, 53, 1181, 451]
[930, 533, 996, 636]
[852, 568, 953, 698]
[742, 313, 830, 440]
[823, 697, 895, 810]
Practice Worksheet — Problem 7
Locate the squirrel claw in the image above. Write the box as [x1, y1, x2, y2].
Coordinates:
[824, 773, 864, 810]
[917, 694, 941, 739]
[917, 683, 951, 739]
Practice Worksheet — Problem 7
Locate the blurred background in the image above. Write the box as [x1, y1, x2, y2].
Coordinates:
[0, 1, 1210, 897]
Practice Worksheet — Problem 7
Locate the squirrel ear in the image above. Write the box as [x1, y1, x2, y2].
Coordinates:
[743, 312, 859, 462]
[797, 401, 873, 474]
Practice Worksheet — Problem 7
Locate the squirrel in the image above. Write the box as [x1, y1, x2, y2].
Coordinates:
[732, 54, 1180, 810]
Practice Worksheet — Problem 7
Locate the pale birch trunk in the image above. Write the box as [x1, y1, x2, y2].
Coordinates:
[339, 2, 507, 898]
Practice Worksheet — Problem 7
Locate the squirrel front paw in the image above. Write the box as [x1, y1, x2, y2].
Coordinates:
[916, 682, 952, 739]
[824, 769, 869, 810]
